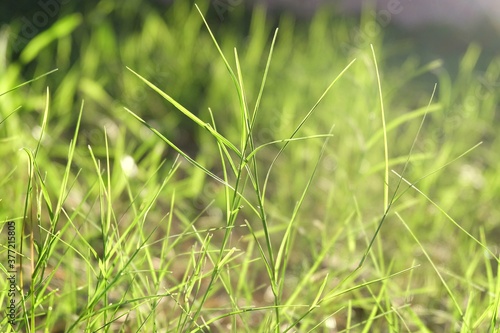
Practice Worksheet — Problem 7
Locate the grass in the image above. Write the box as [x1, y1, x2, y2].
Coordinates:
[1, 1, 499, 332]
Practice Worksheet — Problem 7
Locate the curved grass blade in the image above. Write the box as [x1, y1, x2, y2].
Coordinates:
[125, 67, 241, 157]
[124, 107, 232, 189]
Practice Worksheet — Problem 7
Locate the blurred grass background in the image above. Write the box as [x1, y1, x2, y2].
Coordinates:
[0, 0, 499, 331]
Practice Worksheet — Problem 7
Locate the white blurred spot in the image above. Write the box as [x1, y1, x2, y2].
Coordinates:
[264, 285, 274, 303]
[140, 125, 153, 139]
[31, 125, 42, 139]
[101, 120, 120, 142]
[31, 125, 52, 144]
[459, 164, 484, 189]
[121, 155, 138, 178]
[325, 317, 337, 330]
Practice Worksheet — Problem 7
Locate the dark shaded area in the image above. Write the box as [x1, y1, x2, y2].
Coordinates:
[5, 1, 498, 74]
[3, 0, 498, 158]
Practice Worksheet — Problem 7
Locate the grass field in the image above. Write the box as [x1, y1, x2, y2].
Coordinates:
[1, 1, 499, 332]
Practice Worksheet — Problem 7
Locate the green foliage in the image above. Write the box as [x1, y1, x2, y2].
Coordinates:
[0, 1, 499, 331]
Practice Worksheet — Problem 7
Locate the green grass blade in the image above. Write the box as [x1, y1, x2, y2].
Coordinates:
[125, 67, 241, 156]
[0, 107, 21, 126]
[0, 69, 58, 97]
[250, 28, 279, 130]
[371, 45, 389, 211]
[124, 107, 232, 189]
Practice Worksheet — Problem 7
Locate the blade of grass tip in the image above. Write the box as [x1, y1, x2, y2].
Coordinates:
[262, 58, 356, 200]
[0, 68, 58, 97]
[357, 84, 437, 268]
[194, 4, 241, 99]
[240, 28, 279, 168]
[125, 68, 240, 157]
[371, 45, 389, 211]
[311, 273, 329, 309]
[395, 212, 464, 318]
[391, 170, 498, 261]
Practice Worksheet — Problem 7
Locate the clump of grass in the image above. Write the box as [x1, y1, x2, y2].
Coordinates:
[0, 1, 499, 332]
